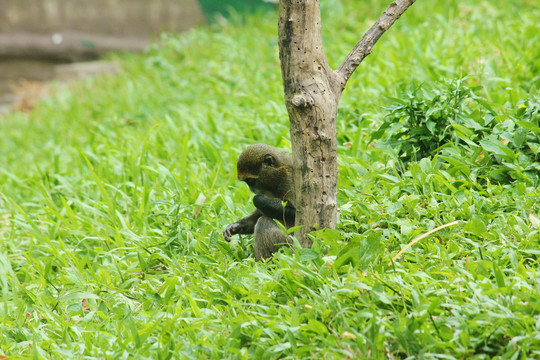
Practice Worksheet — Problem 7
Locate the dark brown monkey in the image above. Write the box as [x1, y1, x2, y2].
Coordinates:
[223, 144, 296, 261]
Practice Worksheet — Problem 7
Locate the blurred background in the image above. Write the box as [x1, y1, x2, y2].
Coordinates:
[0, 0, 276, 113]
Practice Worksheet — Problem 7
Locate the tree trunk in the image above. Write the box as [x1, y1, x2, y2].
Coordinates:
[278, 0, 416, 247]
[278, 0, 340, 247]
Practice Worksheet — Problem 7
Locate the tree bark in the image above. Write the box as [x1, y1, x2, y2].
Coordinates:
[278, 0, 415, 247]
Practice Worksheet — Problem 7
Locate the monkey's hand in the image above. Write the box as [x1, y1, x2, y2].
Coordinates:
[223, 210, 262, 241]
[223, 222, 242, 242]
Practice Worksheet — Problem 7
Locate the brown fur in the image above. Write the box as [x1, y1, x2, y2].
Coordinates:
[224, 144, 296, 260]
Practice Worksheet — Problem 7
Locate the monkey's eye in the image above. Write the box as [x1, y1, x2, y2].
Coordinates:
[263, 154, 275, 167]
[244, 178, 256, 187]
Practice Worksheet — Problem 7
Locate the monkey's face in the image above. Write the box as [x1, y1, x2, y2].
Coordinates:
[243, 177, 260, 195]
[236, 144, 292, 201]
[238, 154, 288, 199]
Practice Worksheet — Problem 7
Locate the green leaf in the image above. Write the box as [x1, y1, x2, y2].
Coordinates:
[470, 90, 496, 113]
[137, 251, 148, 271]
[479, 138, 516, 161]
[287, 225, 304, 235]
[300, 319, 328, 335]
[493, 264, 506, 288]
[513, 127, 528, 148]
[270, 342, 292, 353]
[183, 291, 202, 318]
[452, 123, 474, 139]
[298, 248, 320, 262]
[529, 213, 540, 229]
[464, 217, 487, 236]
[517, 120, 540, 134]
[334, 232, 383, 270]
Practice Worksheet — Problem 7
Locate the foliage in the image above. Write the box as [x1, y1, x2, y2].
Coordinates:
[371, 79, 486, 162]
[0, 0, 539, 358]
[372, 81, 540, 185]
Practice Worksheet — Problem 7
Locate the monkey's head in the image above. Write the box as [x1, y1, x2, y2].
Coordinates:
[236, 144, 293, 202]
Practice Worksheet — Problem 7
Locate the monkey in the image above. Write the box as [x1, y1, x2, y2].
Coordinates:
[223, 144, 296, 261]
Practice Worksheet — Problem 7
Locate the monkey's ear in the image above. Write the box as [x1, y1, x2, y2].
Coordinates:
[263, 154, 276, 167]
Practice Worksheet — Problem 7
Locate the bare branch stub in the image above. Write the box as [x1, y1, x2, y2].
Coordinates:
[335, 0, 416, 93]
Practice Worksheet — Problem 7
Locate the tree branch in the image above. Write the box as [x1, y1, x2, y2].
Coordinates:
[335, 0, 416, 93]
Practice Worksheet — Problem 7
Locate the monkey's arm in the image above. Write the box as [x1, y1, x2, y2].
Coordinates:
[223, 209, 263, 241]
[253, 195, 295, 227]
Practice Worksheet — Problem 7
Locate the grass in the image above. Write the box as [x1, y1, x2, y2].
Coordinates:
[0, 0, 539, 358]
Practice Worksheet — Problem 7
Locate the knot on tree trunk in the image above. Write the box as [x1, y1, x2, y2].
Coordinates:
[290, 93, 314, 108]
